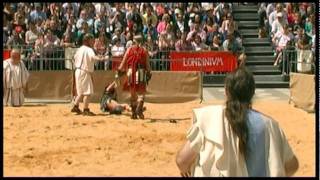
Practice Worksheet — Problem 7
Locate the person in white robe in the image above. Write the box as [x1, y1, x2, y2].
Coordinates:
[3, 48, 30, 107]
[176, 67, 299, 177]
[71, 33, 108, 116]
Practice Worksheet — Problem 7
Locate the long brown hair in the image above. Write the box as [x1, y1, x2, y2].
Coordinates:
[224, 67, 255, 156]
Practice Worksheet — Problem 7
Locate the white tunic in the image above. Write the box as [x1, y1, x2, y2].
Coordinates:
[73, 45, 97, 95]
[3, 59, 29, 106]
[187, 105, 295, 177]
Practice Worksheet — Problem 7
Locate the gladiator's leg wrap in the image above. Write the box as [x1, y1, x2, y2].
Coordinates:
[130, 100, 138, 119]
[136, 100, 144, 119]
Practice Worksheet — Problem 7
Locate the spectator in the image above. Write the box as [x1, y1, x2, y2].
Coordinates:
[109, 3, 126, 33]
[49, 18, 63, 39]
[6, 30, 25, 50]
[272, 25, 294, 66]
[142, 4, 158, 29]
[187, 22, 206, 43]
[175, 10, 187, 33]
[175, 32, 194, 51]
[215, 3, 232, 26]
[94, 11, 108, 36]
[25, 22, 39, 55]
[145, 35, 158, 60]
[94, 33, 108, 55]
[12, 19, 27, 44]
[223, 32, 246, 66]
[112, 27, 126, 47]
[206, 23, 224, 46]
[111, 37, 125, 57]
[192, 34, 209, 51]
[286, 3, 295, 25]
[258, 3, 268, 35]
[202, 3, 218, 26]
[269, 3, 288, 29]
[60, 32, 76, 48]
[266, 3, 276, 18]
[304, 14, 314, 37]
[291, 12, 305, 36]
[210, 34, 223, 51]
[143, 18, 158, 41]
[76, 9, 94, 34]
[271, 12, 287, 37]
[29, 3, 47, 23]
[126, 4, 144, 34]
[3, 15, 11, 47]
[220, 13, 237, 41]
[43, 29, 61, 69]
[4, 3, 15, 23]
[76, 21, 90, 46]
[13, 4, 27, 35]
[294, 28, 311, 48]
[157, 13, 171, 34]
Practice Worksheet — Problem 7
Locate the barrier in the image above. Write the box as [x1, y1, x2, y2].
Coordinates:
[24, 71, 201, 104]
[289, 72, 315, 112]
[281, 48, 315, 75]
[25, 71, 73, 101]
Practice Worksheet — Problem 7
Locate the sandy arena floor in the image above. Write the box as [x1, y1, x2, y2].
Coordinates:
[3, 99, 315, 177]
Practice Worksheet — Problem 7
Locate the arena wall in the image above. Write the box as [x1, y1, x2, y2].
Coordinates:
[25, 71, 202, 104]
[289, 72, 315, 113]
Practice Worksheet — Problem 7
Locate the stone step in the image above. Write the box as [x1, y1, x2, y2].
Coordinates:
[243, 40, 271, 46]
[245, 51, 275, 56]
[238, 24, 258, 29]
[245, 46, 273, 52]
[242, 34, 259, 38]
[246, 55, 275, 61]
[233, 13, 259, 21]
[238, 21, 259, 26]
[253, 75, 284, 82]
[252, 69, 282, 75]
[239, 29, 259, 34]
[247, 65, 278, 71]
[243, 38, 270, 43]
[203, 75, 289, 88]
[233, 8, 258, 13]
[246, 60, 274, 66]
[233, 12, 259, 21]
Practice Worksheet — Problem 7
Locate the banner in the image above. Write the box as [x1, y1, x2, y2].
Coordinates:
[111, 56, 123, 70]
[170, 51, 237, 72]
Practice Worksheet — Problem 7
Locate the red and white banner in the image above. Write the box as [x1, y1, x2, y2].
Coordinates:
[170, 51, 237, 72]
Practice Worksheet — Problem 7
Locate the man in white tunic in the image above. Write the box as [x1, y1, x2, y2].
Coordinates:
[71, 33, 108, 116]
[3, 48, 29, 107]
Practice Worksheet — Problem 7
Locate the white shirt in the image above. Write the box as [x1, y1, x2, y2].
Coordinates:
[111, 45, 125, 57]
[74, 45, 96, 73]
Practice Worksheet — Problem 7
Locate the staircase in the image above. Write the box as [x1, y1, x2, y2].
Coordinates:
[203, 3, 289, 88]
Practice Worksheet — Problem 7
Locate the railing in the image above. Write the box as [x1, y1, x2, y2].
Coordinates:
[4, 47, 239, 74]
[281, 48, 315, 75]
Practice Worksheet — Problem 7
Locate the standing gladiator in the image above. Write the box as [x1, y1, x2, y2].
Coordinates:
[117, 35, 151, 119]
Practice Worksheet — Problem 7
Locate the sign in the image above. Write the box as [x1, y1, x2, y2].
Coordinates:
[111, 56, 123, 70]
[170, 51, 237, 72]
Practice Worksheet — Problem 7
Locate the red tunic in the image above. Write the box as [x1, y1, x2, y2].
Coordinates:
[123, 46, 148, 93]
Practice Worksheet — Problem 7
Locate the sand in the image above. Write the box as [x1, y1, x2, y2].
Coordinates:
[3, 99, 315, 177]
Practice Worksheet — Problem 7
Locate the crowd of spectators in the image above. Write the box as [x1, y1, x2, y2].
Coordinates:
[3, 2, 246, 70]
[257, 2, 315, 72]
